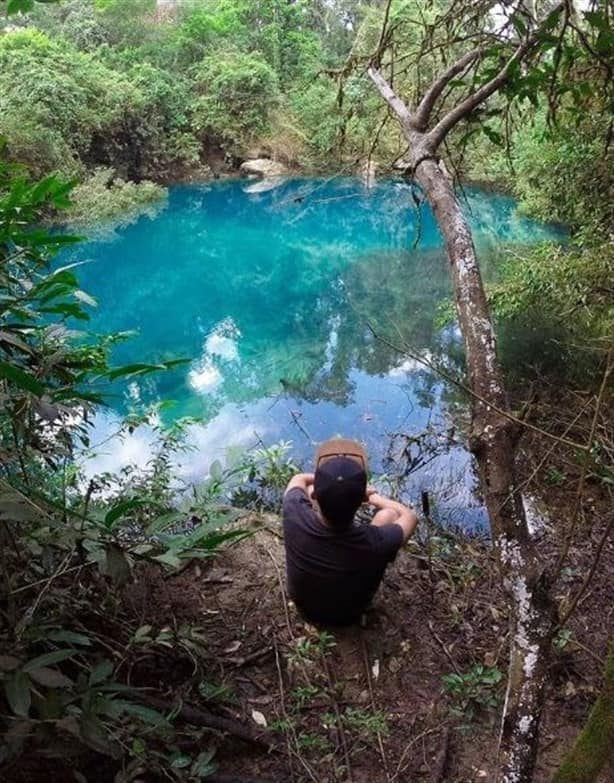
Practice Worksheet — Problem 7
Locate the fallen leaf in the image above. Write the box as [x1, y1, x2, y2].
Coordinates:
[371, 659, 380, 680]
[251, 709, 267, 727]
[223, 640, 242, 654]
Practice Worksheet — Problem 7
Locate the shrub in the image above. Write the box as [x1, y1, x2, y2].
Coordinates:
[0, 29, 136, 175]
[65, 167, 167, 227]
[191, 51, 281, 153]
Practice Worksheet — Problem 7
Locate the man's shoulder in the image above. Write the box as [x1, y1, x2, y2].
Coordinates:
[283, 487, 316, 523]
[361, 522, 404, 556]
[283, 486, 309, 508]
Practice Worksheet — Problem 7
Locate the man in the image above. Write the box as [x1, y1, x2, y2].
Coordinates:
[282, 438, 418, 626]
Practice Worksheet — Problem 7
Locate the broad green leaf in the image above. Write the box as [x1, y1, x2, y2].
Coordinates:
[104, 543, 131, 585]
[80, 713, 115, 756]
[152, 551, 182, 568]
[4, 672, 31, 717]
[146, 511, 183, 534]
[119, 701, 169, 726]
[47, 630, 92, 647]
[74, 290, 98, 308]
[191, 748, 217, 778]
[104, 499, 152, 528]
[170, 752, 192, 769]
[0, 330, 33, 353]
[29, 667, 73, 688]
[23, 649, 77, 672]
[0, 655, 21, 672]
[106, 358, 188, 381]
[0, 361, 44, 396]
[89, 659, 114, 686]
[209, 460, 223, 481]
[584, 11, 608, 31]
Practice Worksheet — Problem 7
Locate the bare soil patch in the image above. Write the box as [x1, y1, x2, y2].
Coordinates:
[117, 499, 612, 783]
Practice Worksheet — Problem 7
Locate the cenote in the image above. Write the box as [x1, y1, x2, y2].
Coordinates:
[64, 177, 561, 531]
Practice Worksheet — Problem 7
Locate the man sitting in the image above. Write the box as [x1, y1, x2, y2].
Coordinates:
[282, 438, 417, 626]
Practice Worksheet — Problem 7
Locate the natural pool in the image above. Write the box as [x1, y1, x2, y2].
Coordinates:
[64, 177, 561, 530]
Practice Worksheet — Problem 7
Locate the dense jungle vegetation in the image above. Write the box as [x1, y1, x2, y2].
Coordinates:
[0, 1, 612, 782]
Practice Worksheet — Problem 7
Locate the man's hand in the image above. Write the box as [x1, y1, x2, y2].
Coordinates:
[364, 485, 378, 502]
[367, 491, 418, 544]
[284, 472, 315, 496]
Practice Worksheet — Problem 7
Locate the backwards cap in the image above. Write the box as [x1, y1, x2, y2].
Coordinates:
[314, 439, 368, 527]
[315, 438, 368, 471]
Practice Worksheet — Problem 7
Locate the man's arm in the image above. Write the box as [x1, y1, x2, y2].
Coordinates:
[284, 472, 315, 497]
[366, 489, 418, 544]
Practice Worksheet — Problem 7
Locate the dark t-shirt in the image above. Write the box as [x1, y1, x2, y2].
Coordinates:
[282, 487, 404, 625]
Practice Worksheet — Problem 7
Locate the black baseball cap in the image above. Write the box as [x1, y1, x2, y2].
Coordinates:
[314, 439, 368, 527]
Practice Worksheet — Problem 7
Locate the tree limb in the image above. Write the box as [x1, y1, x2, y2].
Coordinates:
[367, 66, 416, 131]
[427, 40, 531, 149]
[134, 694, 272, 750]
[414, 47, 485, 130]
[427, 2, 565, 149]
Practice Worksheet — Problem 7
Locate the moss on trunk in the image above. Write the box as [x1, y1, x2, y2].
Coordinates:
[552, 643, 614, 783]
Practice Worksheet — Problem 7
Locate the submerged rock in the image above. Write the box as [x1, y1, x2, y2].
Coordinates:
[240, 158, 288, 178]
[243, 177, 286, 194]
[359, 158, 377, 188]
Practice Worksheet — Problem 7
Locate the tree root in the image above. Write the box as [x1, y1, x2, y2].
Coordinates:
[206, 776, 277, 783]
[135, 694, 272, 750]
[431, 727, 450, 783]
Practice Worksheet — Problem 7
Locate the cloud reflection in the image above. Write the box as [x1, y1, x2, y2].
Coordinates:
[188, 317, 241, 394]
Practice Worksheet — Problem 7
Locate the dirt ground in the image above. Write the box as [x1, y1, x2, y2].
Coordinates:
[5, 386, 612, 783]
[120, 498, 613, 783]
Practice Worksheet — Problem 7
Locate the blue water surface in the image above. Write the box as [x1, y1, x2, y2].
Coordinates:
[63, 177, 561, 530]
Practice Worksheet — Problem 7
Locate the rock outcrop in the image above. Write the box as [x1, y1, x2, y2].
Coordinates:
[239, 158, 288, 178]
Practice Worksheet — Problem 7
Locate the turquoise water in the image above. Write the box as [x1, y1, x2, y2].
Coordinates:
[64, 178, 561, 529]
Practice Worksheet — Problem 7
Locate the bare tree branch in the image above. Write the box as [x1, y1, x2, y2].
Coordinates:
[427, 1, 565, 149]
[427, 40, 531, 149]
[367, 66, 416, 131]
[414, 47, 485, 130]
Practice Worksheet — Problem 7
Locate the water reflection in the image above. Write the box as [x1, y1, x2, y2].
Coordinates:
[64, 179, 561, 532]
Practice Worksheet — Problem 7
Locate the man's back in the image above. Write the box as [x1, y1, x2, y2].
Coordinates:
[283, 487, 403, 625]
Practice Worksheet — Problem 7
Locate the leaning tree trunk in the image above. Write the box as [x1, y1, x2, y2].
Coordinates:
[364, 12, 568, 772]
[414, 157, 557, 780]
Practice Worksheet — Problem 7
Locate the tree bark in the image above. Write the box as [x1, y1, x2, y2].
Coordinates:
[367, 60, 558, 782]
[413, 156, 556, 782]
[552, 643, 614, 783]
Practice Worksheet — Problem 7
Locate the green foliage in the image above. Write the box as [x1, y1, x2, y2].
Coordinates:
[286, 630, 336, 668]
[508, 113, 613, 238]
[1, 0, 59, 15]
[343, 706, 389, 737]
[545, 467, 567, 487]
[291, 683, 321, 709]
[553, 629, 573, 652]
[0, 29, 137, 177]
[66, 167, 167, 228]
[442, 664, 504, 722]
[229, 440, 298, 510]
[0, 156, 251, 779]
[191, 51, 281, 153]
[490, 240, 613, 381]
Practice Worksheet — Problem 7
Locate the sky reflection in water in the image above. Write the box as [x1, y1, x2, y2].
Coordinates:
[65, 178, 561, 531]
